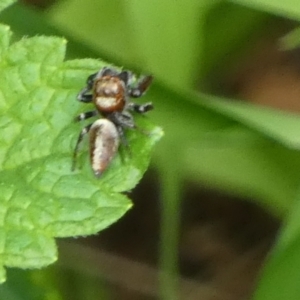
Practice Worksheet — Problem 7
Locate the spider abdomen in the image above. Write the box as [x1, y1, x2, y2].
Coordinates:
[89, 119, 120, 177]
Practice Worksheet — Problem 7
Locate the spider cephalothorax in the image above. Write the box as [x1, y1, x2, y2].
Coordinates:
[72, 66, 153, 177]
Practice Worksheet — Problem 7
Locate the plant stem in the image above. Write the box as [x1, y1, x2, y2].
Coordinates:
[158, 147, 182, 300]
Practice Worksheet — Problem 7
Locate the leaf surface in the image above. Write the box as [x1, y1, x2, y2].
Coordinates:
[0, 27, 162, 282]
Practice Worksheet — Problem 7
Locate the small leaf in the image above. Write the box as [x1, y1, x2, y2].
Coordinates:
[0, 30, 162, 281]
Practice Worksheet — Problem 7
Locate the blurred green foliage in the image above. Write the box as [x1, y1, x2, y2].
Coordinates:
[1, 0, 300, 299]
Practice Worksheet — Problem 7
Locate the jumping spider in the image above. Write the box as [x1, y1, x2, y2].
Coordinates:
[72, 66, 153, 177]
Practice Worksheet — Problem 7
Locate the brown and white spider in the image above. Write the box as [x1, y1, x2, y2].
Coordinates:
[72, 66, 153, 177]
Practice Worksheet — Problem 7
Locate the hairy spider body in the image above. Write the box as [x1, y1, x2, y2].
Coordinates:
[89, 119, 120, 176]
[93, 76, 126, 113]
[72, 66, 153, 177]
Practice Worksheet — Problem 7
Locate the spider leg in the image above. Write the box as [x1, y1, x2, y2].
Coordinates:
[74, 110, 98, 122]
[109, 112, 136, 129]
[108, 112, 136, 154]
[127, 102, 153, 114]
[120, 109, 152, 136]
[86, 72, 98, 86]
[77, 88, 93, 103]
[129, 75, 153, 98]
[72, 123, 93, 171]
[116, 125, 129, 147]
[100, 66, 120, 77]
[110, 111, 150, 134]
[77, 72, 98, 102]
[117, 70, 133, 85]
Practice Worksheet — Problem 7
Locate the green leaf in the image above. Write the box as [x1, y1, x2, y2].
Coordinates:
[0, 29, 162, 281]
[0, 268, 62, 300]
[253, 194, 300, 300]
[46, 0, 216, 89]
[253, 237, 300, 300]
[0, 0, 16, 13]
[230, 0, 300, 20]
[199, 94, 300, 148]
